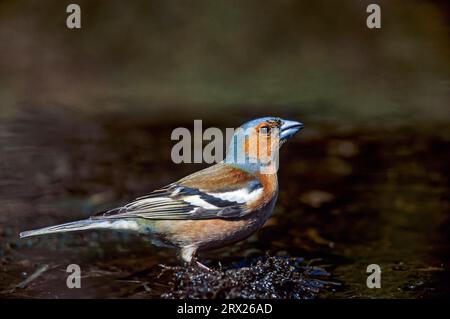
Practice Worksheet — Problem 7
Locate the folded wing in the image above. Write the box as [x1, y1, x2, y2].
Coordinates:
[93, 163, 264, 220]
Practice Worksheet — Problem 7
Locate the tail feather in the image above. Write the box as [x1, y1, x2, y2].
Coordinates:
[19, 219, 140, 238]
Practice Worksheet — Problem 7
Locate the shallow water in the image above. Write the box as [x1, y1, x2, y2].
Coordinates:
[0, 109, 449, 298]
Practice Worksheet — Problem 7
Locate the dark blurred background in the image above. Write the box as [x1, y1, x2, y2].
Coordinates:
[0, 0, 449, 298]
[1, 0, 448, 125]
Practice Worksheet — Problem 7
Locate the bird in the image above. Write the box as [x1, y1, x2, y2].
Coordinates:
[20, 117, 304, 270]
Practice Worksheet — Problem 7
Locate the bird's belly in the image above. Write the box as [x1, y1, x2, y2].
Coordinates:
[149, 198, 277, 250]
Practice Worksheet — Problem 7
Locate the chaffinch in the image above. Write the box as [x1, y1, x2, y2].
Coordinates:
[20, 117, 304, 270]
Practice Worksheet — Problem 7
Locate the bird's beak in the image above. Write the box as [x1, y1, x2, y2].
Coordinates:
[280, 120, 304, 140]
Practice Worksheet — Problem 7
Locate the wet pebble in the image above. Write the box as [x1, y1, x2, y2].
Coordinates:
[160, 256, 337, 299]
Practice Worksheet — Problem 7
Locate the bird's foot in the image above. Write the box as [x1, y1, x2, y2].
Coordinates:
[195, 260, 213, 272]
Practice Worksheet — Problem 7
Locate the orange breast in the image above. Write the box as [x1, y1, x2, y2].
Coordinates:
[152, 196, 277, 251]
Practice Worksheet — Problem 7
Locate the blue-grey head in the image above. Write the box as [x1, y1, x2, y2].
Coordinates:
[225, 117, 304, 172]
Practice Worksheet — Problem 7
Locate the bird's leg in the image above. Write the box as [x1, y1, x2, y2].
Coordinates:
[180, 245, 212, 271]
[180, 245, 197, 263]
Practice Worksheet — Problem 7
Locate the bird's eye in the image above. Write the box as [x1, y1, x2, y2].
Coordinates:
[260, 125, 271, 134]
